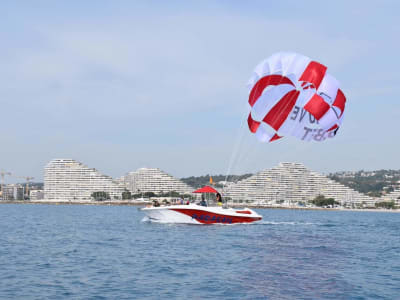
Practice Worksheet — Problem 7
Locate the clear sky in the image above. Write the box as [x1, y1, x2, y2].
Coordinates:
[1, 0, 399, 181]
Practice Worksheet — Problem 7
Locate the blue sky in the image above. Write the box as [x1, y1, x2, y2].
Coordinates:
[0, 1, 399, 181]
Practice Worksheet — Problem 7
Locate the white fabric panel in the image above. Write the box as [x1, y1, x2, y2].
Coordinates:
[277, 89, 318, 137]
[317, 73, 339, 104]
[282, 53, 310, 81]
[291, 127, 304, 140]
[331, 106, 343, 119]
[254, 59, 270, 78]
[318, 108, 339, 130]
[304, 130, 314, 142]
[286, 73, 298, 87]
[252, 52, 310, 82]
[277, 110, 303, 137]
[247, 72, 260, 91]
[337, 111, 345, 126]
[279, 52, 298, 74]
[292, 125, 313, 142]
[276, 107, 336, 142]
[294, 88, 315, 108]
[255, 124, 273, 142]
[267, 52, 284, 74]
[250, 84, 294, 121]
[294, 108, 319, 134]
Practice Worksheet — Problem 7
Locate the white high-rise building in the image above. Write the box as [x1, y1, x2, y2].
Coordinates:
[44, 159, 125, 201]
[382, 189, 400, 206]
[224, 162, 376, 207]
[121, 168, 193, 195]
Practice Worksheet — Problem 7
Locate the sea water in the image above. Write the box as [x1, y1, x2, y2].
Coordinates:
[0, 204, 399, 299]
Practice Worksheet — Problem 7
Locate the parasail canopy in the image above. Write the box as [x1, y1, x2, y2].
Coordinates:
[247, 51, 346, 143]
[192, 186, 219, 194]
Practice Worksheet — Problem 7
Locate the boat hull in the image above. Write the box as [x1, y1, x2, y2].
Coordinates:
[141, 204, 262, 224]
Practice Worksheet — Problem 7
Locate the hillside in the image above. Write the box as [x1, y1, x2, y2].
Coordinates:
[181, 169, 400, 198]
[180, 174, 252, 188]
[328, 170, 400, 197]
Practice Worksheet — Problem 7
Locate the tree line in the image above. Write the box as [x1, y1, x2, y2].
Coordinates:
[181, 174, 252, 188]
[90, 190, 194, 201]
[328, 169, 400, 197]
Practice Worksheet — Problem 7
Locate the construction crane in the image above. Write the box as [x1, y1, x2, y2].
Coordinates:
[0, 171, 12, 199]
[17, 176, 34, 199]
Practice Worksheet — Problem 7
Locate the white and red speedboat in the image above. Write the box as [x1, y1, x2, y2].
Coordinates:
[141, 203, 262, 224]
[141, 185, 262, 224]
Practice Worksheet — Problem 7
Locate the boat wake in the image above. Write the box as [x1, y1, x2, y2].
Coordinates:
[255, 221, 316, 226]
[141, 216, 150, 222]
[142, 217, 317, 227]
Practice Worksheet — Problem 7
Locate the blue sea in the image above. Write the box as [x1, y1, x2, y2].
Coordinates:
[0, 204, 399, 299]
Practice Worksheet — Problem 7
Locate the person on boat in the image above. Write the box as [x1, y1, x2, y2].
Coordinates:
[216, 193, 223, 206]
[153, 200, 160, 207]
[200, 198, 207, 207]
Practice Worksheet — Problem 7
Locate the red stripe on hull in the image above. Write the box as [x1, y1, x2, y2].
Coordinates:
[170, 209, 261, 224]
[236, 210, 251, 214]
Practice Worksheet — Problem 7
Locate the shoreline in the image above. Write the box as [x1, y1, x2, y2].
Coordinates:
[0, 200, 398, 213]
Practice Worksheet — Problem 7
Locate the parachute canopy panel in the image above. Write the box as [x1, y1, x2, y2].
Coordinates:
[247, 52, 346, 143]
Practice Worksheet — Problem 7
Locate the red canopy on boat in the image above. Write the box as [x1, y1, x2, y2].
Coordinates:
[192, 186, 218, 194]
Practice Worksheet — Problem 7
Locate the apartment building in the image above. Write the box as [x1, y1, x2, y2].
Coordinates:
[224, 162, 375, 207]
[120, 168, 193, 195]
[44, 159, 125, 201]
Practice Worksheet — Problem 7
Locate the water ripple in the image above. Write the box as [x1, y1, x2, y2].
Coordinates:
[0, 204, 399, 299]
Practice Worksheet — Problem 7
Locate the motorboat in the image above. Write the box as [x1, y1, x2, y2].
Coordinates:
[141, 185, 262, 224]
[141, 203, 262, 224]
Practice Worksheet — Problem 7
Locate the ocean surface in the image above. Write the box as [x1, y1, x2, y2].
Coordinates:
[0, 204, 399, 300]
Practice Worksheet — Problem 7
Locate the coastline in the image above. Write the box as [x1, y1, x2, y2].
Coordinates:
[0, 200, 399, 213]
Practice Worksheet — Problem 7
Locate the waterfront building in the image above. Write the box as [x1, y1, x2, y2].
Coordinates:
[2, 184, 25, 200]
[224, 162, 375, 207]
[44, 159, 125, 201]
[43, 159, 380, 206]
[382, 189, 400, 207]
[120, 168, 193, 195]
[30, 189, 44, 200]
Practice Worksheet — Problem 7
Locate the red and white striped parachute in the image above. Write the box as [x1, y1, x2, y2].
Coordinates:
[247, 52, 346, 142]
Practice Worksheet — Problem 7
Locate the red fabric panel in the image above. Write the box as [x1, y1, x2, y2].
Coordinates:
[247, 114, 261, 133]
[263, 90, 300, 131]
[192, 186, 218, 194]
[269, 134, 282, 142]
[304, 94, 330, 120]
[332, 89, 346, 117]
[248, 75, 294, 107]
[299, 61, 327, 89]
[327, 124, 338, 131]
